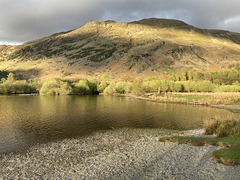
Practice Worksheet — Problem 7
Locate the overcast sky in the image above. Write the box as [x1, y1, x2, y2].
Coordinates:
[1, 0, 240, 45]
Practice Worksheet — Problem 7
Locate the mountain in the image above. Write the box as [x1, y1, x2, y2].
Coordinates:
[0, 18, 240, 80]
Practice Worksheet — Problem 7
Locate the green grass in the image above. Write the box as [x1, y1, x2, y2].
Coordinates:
[159, 136, 240, 165]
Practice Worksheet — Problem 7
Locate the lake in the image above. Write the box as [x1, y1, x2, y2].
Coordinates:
[0, 95, 238, 153]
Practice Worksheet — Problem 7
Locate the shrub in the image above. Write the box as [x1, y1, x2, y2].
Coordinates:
[142, 80, 159, 93]
[0, 80, 35, 94]
[103, 83, 116, 95]
[232, 81, 240, 86]
[124, 82, 133, 94]
[0, 84, 7, 94]
[115, 82, 133, 94]
[97, 75, 110, 92]
[173, 81, 183, 92]
[13, 80, 35, 94]
[29, 77, 42, 93]
[132, 81, 144, 96]
[103, 81, 133, 95]
[87, 78, 98, 93]
[198, 80, 213, 92]
[214, 85, 240, 92]
[184, 81, 197, 92]
[40, 78, 72, 95]
[97, 80, 109, 92]
[204, 120, 240, 137]
[72, 79, 91, 95]
[0, 78, 6, 84]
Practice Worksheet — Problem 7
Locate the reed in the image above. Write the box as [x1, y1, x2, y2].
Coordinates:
[204, 119, 240, 137]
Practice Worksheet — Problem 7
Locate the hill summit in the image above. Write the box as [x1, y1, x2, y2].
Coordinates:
[0, 18, 240, 80]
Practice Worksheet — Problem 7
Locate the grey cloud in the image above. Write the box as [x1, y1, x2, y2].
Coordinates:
[0, 0, 240, 44]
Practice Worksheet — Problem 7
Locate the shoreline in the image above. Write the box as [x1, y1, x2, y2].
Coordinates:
[208, 104, 240, 113]
[114, 94, 240, 114]
[1, 128, 240, 179]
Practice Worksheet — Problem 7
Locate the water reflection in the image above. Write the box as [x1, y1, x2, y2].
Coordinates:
[0, 95, 238, 153]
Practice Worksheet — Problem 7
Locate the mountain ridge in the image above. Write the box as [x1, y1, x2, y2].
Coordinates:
[0, 18, 240, 80]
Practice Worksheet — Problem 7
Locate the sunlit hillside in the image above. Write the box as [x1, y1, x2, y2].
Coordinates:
[0, 18, 240, 80]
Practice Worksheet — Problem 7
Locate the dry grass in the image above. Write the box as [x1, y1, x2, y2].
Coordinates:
[150, 93, 240, 105]
[197, 93, 240, 105]
[204, 119, 240, 137]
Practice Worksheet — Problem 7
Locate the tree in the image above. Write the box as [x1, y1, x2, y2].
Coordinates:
[40, 78, 72, 95]
[173, 81, 183, 92]
[213, 79, 221, 85]
[171, 73, 177, 81]
[97, 75, 109, 92]
[232, 81, 240, 86]
[161, 80, 169, 93]
[204, 73, 212, 81]
[73, 79, 91, 95]
[6, 73, 16, 83]
[198, 81, 213, 92]
[187, 71, 194, 80]
[181, 72, 188, 81]
[193, 73, 200, 81]
[0, 78, 6, 84]
[29, 76, 42, 93]
[142, 79, 161, 94]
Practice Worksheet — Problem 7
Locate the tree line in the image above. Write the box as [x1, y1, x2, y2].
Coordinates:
[171, 69, 240, 85]
[0, 70, 240, 95]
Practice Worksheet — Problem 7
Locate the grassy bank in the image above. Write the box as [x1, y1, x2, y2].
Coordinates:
[148, 92, 240, 105]
[160, 119, 240, 166]
[160, 136, 240, 166]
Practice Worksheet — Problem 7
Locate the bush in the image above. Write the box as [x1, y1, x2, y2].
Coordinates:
[142, 80, 158, 93]
[103, 83, 116, 95]
[232, 81, 240, 86]
[72, 79, 98, 95]
[29, 77, 42, 93]
[0, 80, 35, 94]
[204, 120, 240, 137]
[132, 81, 144, 96]
[214, 85, 240, 92]
[72, 79, 90, 95]
[115, 82, 133, 94]
[173, 81, 184, 92]
[103, 81, 133, 95]
[0, 84, 7, 94]
[198, 80, 213, 92]
[13, 80, 35, 94]
[97, 75, 109, 92]
[184, 81, 197, 92]
[87, 78, 98, 93]
[40, 78, 72, 95]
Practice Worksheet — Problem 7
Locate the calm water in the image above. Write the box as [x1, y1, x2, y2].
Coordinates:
[0, 95, 238, 153]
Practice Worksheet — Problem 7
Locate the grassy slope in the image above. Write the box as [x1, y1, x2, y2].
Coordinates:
[0, 18, 240, 80]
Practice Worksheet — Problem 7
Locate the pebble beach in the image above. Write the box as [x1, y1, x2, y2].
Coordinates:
[1, 128, 240, 179]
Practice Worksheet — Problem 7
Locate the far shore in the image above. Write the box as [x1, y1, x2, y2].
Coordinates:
[107, 93, 240, 114]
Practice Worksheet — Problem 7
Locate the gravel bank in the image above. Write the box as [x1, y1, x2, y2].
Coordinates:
[1, 128, 240, 179]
